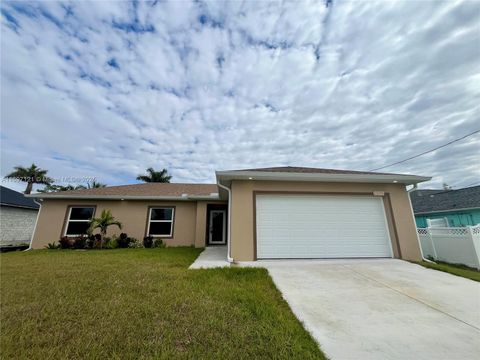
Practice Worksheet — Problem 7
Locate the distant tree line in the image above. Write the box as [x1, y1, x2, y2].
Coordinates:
[3, 163, 171, 194]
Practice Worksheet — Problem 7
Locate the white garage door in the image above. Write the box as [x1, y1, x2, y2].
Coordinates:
[256, 194, 393, 259]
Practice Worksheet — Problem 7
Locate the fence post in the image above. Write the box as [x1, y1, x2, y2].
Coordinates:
[427, 227, 438, 260]
[467, 226, 480, 270]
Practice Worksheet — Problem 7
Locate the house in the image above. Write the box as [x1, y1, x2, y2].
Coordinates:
[27, 166, 430, 261]
[410, 185, 480, 228]
[0, 186, 40, 245]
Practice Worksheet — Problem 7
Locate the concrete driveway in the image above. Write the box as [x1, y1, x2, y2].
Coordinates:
[241, 259, 480, 360]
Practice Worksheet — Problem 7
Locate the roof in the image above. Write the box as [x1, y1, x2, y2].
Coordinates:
[232, 166, 401, 176]
[0, 186, 40, 209]
[216, 166, 430, 185]
[410, 185, 480, 214]
[26, 166, 432, 200]
[27, 183, 219, 200]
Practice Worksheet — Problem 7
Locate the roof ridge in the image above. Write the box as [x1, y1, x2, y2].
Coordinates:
[29, 182, 219, 198]
[224, 166, 413, 177]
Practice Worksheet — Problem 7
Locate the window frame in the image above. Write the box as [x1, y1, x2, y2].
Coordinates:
[63, 206, 96, 237]
[146, 206, 175, 238]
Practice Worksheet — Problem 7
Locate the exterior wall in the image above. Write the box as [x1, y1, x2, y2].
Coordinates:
[0, 206, 38, 244]
[230, 180, 422, 262]
[31, 199, 225, 249]
[415, 209, 480, 228]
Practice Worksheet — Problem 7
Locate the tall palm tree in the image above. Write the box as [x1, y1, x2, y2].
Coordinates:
[88, 210, 122, 248]
[5, 163, 51, 194]
[136, 168, 171, 183]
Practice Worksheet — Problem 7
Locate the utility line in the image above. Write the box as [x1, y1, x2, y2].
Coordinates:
[369, 129, 480, 171]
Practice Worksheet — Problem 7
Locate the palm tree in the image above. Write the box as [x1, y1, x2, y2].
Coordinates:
[136, 168, 171, 183]
[39, 181, 107, 193]
[5, 163, 51, 194]
[87, 181, 107, 189]
[88, 210, 122, 248]
[76, 181, 107, 190]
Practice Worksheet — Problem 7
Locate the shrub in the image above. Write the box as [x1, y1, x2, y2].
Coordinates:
[86, 235, 95, 249]
[117, 233, 131, 248]
[153, 238, 165, 248]
[59, 236, 72, 249]
[128, 238, 142, 248]
[102, 236, 118, 249]
[45, 242, 60, 249]
[143, 236, 153, 248]
[73, 236, 87, 249]
[93, 234, 102, 249]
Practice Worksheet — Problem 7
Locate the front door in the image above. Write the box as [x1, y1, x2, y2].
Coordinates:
[209, 210, 226, 245]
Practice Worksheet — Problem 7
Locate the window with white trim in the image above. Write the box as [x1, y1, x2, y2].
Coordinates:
[65, 207, 95, 236]
[147, 207, 174, 237]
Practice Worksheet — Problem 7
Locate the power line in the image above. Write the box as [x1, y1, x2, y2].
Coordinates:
[369, 129, 480, 171]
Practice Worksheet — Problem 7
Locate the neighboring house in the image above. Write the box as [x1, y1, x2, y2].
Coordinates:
[0, 186, 40, 244]
[27, 166, 430, 261]
[410, 186, 480, 228]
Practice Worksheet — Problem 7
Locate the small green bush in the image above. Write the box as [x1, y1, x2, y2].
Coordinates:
[45, 242, 60, 249]
[102, 236, 119, 249]
[153, 238, 165, 248]
[128, 238, 142, 248]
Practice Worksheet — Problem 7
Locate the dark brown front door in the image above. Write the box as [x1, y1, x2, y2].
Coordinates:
[208, 210, 226, 245]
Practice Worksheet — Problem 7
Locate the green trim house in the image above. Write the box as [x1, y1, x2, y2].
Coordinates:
[410, 185, 480, 228]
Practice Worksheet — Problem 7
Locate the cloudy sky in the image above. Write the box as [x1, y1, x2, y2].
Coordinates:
[1, 0, 479, 192]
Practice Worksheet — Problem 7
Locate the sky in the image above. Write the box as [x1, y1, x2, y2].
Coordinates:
[1, 0, 479, 193]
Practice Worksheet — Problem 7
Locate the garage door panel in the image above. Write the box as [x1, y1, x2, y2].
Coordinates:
[256, 195, 392, 259]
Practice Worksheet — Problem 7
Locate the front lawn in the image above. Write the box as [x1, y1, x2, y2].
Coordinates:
[415, 260, 480, 282]
[0, 248, 325, 359]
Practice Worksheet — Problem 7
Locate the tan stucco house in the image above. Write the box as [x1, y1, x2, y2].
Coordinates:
[27, 167, 430, 261]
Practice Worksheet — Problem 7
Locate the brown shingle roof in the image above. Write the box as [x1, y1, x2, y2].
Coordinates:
[230, 166, 407, 176]
[40, 183, 218, 197]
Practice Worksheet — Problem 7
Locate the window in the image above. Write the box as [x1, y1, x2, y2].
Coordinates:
[65, 207, 95, 236]
[147, 207, 174, 237]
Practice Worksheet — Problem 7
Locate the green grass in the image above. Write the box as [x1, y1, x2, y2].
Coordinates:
[415, 260, 480, 282]
[1, 248, 325, 359]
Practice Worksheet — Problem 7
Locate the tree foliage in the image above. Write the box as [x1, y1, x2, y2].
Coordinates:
[88, 209, 122, 239]
[136, 168, 171, 183]
[5, 163, 51, 194]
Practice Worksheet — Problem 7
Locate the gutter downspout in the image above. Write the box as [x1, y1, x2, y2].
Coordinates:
[25, 199, 42, 251]
[217, 182, 233, 263]
[407, 184, 435, 263]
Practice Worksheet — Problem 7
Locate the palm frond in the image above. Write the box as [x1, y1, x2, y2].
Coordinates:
[136, 167, 172, 183]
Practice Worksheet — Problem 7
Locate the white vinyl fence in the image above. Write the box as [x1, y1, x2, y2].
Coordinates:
[417, 226, 480, 269]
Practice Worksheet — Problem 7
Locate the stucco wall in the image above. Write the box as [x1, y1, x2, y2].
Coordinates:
[230, 180, 422, 262]
[31, 199, 225, 249]
[0, 206, 38, 244]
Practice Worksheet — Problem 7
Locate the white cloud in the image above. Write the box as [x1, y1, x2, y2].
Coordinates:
[1, 0, 479, 192]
